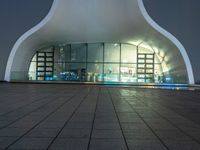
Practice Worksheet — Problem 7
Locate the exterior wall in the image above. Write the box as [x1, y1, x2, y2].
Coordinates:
[0, 0, 53, 81]
[143, 0, 200, 83]
[0, 0, 198, 83]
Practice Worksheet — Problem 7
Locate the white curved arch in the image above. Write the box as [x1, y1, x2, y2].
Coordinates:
[5, 0, 194, 84]
[138, 0, 194, 84]
[4, 0, 59, 81]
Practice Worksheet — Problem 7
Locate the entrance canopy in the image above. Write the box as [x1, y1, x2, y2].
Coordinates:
[5, 0, 194, 84]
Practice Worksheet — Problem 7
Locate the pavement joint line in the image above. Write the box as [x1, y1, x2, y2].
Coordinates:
[4, 87, 84, 150]
[140, 92, 200, 130]
[0, 93, 65, 130]
[110, 88, 169, 150]
[134, 92, 200, 145]
[86, 87, 100, 150]
[47, 87, 93, 149]
[108, 88, 130, 150]
[0, 95, 50, 117]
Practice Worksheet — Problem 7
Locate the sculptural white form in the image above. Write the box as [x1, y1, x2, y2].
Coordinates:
[5, 0, 194, 84]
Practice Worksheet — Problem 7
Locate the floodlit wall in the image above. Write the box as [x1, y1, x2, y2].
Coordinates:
[4, 0, 194, 84]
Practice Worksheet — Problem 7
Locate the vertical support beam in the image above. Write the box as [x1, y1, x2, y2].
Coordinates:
[136, 46, 139, 82]
[119, 43, 122, 82]
[52, 46, 55, 80]
[103, 43, 105, 82]
[86, 43, 88, 73]
[144, 54, 146, 83]
[36, 51, 38, 80]
[85, 43, 88, 82]
[153, 53, 155, 82]
[69, 44, 72, 71]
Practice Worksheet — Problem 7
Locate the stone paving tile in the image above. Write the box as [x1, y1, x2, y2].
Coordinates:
[153, 129, 192, 141]
[163, 140, 200, 150]
[25, 128, 60, 138]
[65, 122, 93, 129]
[8, 120, 39, 128]
[127, 139, 167, 150]
[49, 138, 89, 150]
[0, 128, 30, 137]
[92, 129, 123, 139]
[0, 121, 11, 128]
[94, 122, 120, 130]
[0, 84, 200, 149]
[89, 139, 127, 150]
[70, 113, 94, 122]
[0, 137, 18, 149]
[121, 122, 148, 130]
[8, 137, 53, 150]
[58, 129, 91, 138]
[37, 121, 65, 129]
[123, 129, 158, 140]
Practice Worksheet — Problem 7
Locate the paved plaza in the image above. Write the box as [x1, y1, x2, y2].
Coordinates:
[0, 83, 200, 150]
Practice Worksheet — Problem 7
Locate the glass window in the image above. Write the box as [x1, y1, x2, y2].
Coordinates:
[138, 46, 153, 53]
[46, 67, 53, 71]
[69, 63, 86, 81]
[54, 62, 65, 73]
[138, 79, 145, 82]
[65, 45, 71, 62]
[146, 55, 154, 59]
[32, 54, 36, 61]
[138, 54, 145, 58]
[146, 59, 153, 63]
[28, 62, 36, 80]
[46, 62, 53, 67]
[138, 64, 145, 68]
[71, 44, 86, 62]
[54, 45, 71, 62]
[37, 72, 45, 76]
[54, 63, 70, 80]
[42, 47, 53, 52]
[104, 43, 120, 62]
[121, 44, 136, 63]
[54, 46, 65, 62]
[87, 63, 103, 82]
[138, 74, 145, 78]
[38, 57, 45, 61]
[138, 59, 145, 63]
[46, 53, 53, 57]
[138, 69, 145, 73]
[146, 64, 153, 68]
[46, 58, 53, 61]
[37, 67, 45, 71]
[120, 64, 137, 82]
[37, 77, 44, 80]
[88, 43, 103, 62]
[104, 64, 119, 82]
[146, 69, 153, 73]
[46, 72, 53, 76]
[38, 62, 44, 66]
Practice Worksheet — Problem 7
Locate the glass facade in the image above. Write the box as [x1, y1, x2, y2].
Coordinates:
[28, 43, 165, 83]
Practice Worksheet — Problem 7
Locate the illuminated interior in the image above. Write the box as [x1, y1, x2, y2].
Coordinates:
[28, 43, 172, 83]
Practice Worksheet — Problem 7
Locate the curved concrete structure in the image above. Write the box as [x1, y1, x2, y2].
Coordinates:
[4, 0, 194, 84]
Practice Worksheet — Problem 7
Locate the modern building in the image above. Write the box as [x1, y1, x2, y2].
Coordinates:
[4, 0, 195, 84]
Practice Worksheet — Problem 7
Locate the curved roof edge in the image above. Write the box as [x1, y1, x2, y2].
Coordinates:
[138, 0, 194, 84]
[4, 0, 59, 81]
[4, 0, 195, 84]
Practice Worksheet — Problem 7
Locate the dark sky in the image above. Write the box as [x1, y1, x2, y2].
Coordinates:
[0, 0, 199, 82]
[143, 0, 200, 82]
[0, 0, 53, 80]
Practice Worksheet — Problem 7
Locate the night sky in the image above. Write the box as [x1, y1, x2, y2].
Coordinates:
[0, 0, 199, 82]
[144, 0, 200, 82]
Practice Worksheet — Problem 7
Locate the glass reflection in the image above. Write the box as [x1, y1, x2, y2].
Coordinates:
[28, 43, 165, 83]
